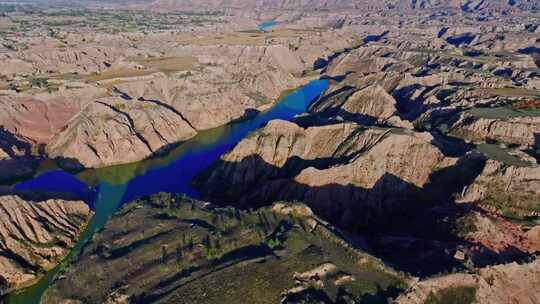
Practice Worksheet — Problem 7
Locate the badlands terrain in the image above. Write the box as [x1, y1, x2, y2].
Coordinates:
[0, 0, 540, 303]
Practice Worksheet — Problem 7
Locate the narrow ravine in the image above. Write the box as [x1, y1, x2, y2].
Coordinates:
[6, 79, 329, 304]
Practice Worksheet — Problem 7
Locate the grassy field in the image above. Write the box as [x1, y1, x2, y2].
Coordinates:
[85, 68, 156, 82]
[424, 286, 477, 304]
[476, 87, 540, 98]
[407, 48, 502, 64]
[467, 106, 540, 119]
[82, 56, 198, 83]
[476, 143, 534, 167]
[132, 56, 198, 74]
[175, 28, 323, 46]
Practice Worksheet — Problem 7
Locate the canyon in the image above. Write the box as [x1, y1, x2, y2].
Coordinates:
[0, 0, 539, 303]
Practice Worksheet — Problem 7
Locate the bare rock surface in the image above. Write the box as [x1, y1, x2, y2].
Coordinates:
[341, 85, 398, 122]
[293, 130, 446, 190]
[0, 195, 92, 295]
[199, 119, 388, 198]
[396, 257, 540, 304]
[0, 96, 81, 145]
[0, 39, 326, 168]
[460, 159, 540, 218]
[526, 226, 540, 251]
[143, 0, 540, 12]
[458, 211, 540, 254]
[0, 1, 539, 301]
[0, 149, 9, 160]
[315, 83, 412, 127]
[2, 0, 539, 172]
[198, 119, 463, 228]
[448, 114, 540, 148]
[47, 99, 198, 168]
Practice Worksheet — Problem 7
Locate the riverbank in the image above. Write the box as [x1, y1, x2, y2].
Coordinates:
[4, 79, 329, 304]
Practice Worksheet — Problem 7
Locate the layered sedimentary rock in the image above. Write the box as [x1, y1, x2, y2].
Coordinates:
[0, 36, 149, 77]
[0, 1, 539, 301]
[0, 41, 322, 168]
[340, 85, 398, 123]
[396, 257, 540, 304]
[457, 210, 540, 254]
[448, 115, 540, 148]
[143, 0, 540, 12]
[198, 119, 465, 227]
[1, 0, 538, 172]
[46, 99, 198, 168]
[199, 119, 386, 197]
[110, 45, 309, 131]
[0, 82, 107, 145]
[0, 97, 80, 145]
[459, 159, 540, 218]
[311, 83, 412, 128]
[527, 226, 540, 250]
[0, 195, 92, 295]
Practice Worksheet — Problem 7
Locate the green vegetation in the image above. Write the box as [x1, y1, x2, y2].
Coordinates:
[0, 4, 19, 13]
[424, 286, 477, 304]
[30, 78, 48, 88]
[0, 8, 228, 37]
[407, 48, 500, 65]
[7, 77, 62, 93]
[176, 28, 322, 47]
[476, 143, 533, 167]
[467, 105, 540, 120]
[266, 237, 282, 249]
[478, 87, 540, 98]
[245, 91, 271, 105]
[301, 68, 322, 77]
[476, 176, 540, 220]
[41, 194, 408, 304]
[453, 213, 478, 237]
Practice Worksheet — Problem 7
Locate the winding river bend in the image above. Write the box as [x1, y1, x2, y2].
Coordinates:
[6, 79, 329, 304]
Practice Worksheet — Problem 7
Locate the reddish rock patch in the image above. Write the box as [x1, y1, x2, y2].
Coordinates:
[3, 97, 80, 144]
[513, 99, 540, 110]
[464, 212, 538, 255]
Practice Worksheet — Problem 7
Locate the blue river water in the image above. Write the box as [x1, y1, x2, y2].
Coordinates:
[258, 20, 279, 31]
[6, 79, 329, 304]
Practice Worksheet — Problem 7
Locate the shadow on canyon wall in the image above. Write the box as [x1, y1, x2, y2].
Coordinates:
[195, 152, 532, 276]
[0, 127, 39, 185]
[0, 127, 89, 186]
[0, 126, 94, 204]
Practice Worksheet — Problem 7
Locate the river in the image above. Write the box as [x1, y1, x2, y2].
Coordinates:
[5, 79, 329, 304]
[258, 20, 278, 31]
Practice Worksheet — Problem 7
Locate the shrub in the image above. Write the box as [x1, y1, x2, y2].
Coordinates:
[424, 286, 476, 304]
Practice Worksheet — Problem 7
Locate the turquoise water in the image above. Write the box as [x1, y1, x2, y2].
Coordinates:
[258, 20, 278, 31]
[6, 79, 329, 304]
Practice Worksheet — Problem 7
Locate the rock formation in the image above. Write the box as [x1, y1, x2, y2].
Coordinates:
[396, 257, 540, 304]
[198, 118, 473, 229]
[459, 159, 540, 218]
[0, 195, 92, 295]
[46, 98, 198, 168]
[142, 0, 540, 12]
[448, 114, 540, 148]
[0, 0, 539, 302]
